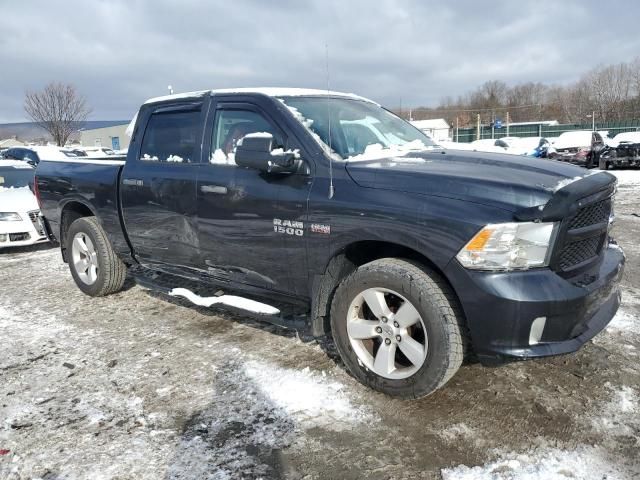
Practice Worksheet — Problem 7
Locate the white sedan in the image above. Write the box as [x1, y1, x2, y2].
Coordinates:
[0, 160, 48, 248]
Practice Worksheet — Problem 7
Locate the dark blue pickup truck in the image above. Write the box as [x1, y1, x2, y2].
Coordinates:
[35, 88, 625, 398]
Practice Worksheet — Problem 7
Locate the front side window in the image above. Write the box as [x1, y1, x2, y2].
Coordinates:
[279, 96, 437, 160]
[140, 109, 201, 163]
[210, 109, 280, 165]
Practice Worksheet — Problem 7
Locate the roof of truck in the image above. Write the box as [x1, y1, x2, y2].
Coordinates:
[143, 88, 377, 105]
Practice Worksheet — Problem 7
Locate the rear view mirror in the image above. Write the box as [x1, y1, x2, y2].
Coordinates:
[235, 133, 298, 173]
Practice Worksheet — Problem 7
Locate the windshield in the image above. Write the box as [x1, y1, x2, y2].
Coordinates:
[0, 167, 34, 189]
[279, 97, 437, 159]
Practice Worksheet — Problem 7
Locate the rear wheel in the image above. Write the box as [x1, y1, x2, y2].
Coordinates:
[67, 216, 126, 296]
[330, 258, 465, 398]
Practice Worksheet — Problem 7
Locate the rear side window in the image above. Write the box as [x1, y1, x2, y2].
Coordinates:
[140, 109, 201, 164]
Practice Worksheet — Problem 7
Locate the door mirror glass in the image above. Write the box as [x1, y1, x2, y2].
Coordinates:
[235, 133, 298, 173]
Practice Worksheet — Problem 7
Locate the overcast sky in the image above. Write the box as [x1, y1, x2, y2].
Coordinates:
[1, 0, 639, 122]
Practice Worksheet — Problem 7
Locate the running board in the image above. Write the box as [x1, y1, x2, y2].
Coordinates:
[132, 269, 309, 331]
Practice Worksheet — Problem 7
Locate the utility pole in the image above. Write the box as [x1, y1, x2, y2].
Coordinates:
[476, 113, 481, 140]
[592, 111, 595, 132]
[455, 116, 459, 143]
[506, 111, 510, 137]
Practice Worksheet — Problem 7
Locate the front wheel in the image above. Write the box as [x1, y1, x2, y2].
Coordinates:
[330, 258, 466, 398]
[66, 216, 126, 296]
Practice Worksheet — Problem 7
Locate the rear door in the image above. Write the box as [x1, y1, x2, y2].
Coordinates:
[120, 101, 206, 268]
[196, 97, 313, 294]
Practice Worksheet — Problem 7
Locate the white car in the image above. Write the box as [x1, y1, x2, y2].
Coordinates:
[0, 160, 48, 248]
[79, 147, 116, 158]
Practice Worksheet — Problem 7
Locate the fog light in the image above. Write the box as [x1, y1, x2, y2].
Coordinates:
[0, 234, 6, 242]
[529, 317, 546, 345]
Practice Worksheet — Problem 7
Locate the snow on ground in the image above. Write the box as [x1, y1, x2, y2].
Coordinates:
[610, 169, 640, 189]
[441, 445, 630, 480]
[590, 383, 639, 437]
[243, 360, 374, 430]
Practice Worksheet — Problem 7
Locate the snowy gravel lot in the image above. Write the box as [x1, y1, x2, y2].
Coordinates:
[1, 171, 639, 480]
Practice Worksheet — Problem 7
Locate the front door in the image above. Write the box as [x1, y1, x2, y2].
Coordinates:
[120, 102, 205, 268]
[196, 99, 313, 295]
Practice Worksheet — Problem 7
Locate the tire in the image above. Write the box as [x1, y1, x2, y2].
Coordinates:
[599, 157, 609, 170]
[66, 216, 126, 296]
[330, 258, 466, 399]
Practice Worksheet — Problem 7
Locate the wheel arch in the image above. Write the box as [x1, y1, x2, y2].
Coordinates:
[310, 239, 459, 337]
[59, 200, 97, 262]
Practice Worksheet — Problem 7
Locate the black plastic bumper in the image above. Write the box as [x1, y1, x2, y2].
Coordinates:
[444, 245, 625, 365]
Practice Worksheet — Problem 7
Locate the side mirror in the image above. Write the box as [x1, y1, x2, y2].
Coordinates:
[235, 133, 298, 173]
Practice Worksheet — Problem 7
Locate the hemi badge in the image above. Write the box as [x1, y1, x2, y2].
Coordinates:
[310, 224, 331, 234]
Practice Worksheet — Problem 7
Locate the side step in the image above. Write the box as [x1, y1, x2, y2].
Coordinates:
[131, 268, 309, 331]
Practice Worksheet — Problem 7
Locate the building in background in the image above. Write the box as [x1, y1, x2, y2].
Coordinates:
[410, 119, 450, 142]
[0, 138, 25, 149]
[79, 122, 130, 150]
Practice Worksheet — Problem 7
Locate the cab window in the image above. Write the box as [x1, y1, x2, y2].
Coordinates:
[210, 109, 282, 165]
[140, 109, 201, 164]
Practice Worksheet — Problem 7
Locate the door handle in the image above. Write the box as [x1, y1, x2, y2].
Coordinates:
[123, 178, 144, 187]
[200, 185, 228, 195]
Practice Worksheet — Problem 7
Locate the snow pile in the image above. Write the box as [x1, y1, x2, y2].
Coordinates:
[438, 423, 476, 443]
[607, 308, 640, 335]
[611, 169, 640, 189]
[590, 384, 639, 436]
[169, 288, 280, 315]
[0, 159, 33, 169]
[346, 140, 429, 162]
[551, 176, 582, 192]
[210, 148, 235, 165]
[441, 445, 630, 480]
[166, 155, 183, 163]
[243, 360, 373, 430]
[141, 154, 159, 161]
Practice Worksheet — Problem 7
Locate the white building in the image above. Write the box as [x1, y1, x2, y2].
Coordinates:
[0, 138, 25, 149]
[410, 119, 450, 142]
[79, 123, 130, 150]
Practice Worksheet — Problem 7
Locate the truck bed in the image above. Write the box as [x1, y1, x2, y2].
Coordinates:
[36, 157, 131, 257]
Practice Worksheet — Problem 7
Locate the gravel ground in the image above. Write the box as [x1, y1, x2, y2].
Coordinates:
[1, 171, 639, 480]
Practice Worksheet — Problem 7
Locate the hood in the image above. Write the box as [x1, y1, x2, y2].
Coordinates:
[345, 149, 607, 212]
[0, 186, 39, 212]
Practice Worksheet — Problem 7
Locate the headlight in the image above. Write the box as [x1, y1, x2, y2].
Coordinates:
[0, 212, 22, 221]
[456, 222, 558, 271]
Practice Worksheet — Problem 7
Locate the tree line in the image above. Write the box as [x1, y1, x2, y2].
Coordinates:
[401, 57, 640, 128]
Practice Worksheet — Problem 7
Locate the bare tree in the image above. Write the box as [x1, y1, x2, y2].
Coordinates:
[24, 82, 91, 146]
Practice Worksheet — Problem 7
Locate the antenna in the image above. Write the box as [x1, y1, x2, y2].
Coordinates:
[325, 43, 335, 199]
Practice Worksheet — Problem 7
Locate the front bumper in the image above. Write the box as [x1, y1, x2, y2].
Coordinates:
[444, 245, 625, 365]
[0, 212, 49, 249]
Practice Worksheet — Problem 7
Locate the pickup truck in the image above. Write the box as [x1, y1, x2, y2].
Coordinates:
[35, 88, 625, 398]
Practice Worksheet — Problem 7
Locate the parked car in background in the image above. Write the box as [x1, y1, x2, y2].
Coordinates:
[2, 147, 41, 166]
[548, 131, 605, 168]
[79, 147, 118, 157]
[2, 146, 79, 166]
[599, 131, 640, 169]
[0, 160, 48, 248]
[512, 137, 550, 158]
